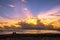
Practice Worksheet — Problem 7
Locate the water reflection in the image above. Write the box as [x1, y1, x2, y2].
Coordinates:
[0, 30, 60, 34]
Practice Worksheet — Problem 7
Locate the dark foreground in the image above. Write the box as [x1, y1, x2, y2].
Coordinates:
[0, 33, 60, 40]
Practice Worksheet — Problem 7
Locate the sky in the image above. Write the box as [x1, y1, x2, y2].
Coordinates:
[0, 0, 60, 29]
[0, 0, 60, 19]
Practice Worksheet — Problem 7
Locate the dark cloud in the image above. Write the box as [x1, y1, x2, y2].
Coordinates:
[18, 19, 54, 30]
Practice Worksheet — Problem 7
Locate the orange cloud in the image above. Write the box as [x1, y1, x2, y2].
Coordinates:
[0, 6, 60, 29]
[37, 7, 60, 25]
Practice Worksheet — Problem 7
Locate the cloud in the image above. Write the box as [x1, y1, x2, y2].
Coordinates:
[22, 7, 33, 19]
[37, 7, 60, 19]
[37, 7, 60, 25]
[21, 0, 26, 2]
[8, 4, 15, 8]
[48, 13, 60, 17]
[0, 16, 20, 28]
[0, 5, 60, 29]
